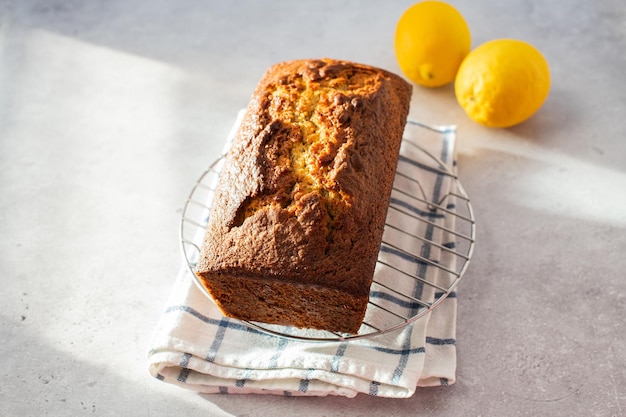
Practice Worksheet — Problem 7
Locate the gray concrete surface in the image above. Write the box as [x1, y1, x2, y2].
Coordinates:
[1, 0, 625, 416]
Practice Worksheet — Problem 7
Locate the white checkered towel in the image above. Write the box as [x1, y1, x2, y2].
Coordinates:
[147, 114, 461, 398]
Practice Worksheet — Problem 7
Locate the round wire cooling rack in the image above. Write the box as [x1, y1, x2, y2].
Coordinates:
[180, 120, 476, 343]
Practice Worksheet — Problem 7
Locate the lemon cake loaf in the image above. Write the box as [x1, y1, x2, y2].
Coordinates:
[195, 58, 412, 334]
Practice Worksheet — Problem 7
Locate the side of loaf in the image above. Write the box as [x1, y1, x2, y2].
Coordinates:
[195, 58, 412, 334]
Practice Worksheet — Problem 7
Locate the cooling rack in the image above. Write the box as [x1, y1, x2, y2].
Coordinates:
[180, 120, 475, 342]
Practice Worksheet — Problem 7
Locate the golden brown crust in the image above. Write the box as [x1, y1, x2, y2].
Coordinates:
[196, 58, 412, 333]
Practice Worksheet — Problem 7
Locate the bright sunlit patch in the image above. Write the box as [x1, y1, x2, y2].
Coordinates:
[1, 28, 197, 366]
[519, 159, 626, 227]
[459, 132, 626, 227]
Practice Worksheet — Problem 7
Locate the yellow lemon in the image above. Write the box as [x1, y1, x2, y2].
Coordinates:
[394, 1, 471, 87]
[455, 39, 551, 128]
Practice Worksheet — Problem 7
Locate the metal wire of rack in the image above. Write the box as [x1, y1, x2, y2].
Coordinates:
[180, 121, 475, 342]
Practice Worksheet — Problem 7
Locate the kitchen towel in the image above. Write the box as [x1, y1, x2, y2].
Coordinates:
[147, 113, 463, 398]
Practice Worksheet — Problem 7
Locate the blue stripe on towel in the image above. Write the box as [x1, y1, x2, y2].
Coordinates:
[389, 197, 444, 219]
[268, 337, 291, 369]
[206, 318, 229, 362]
[391, 336, 413, 384]
[298, 379, 309, 393]
[331, 343, 348, 373]
[179, 352, 191, 367]
[426, 337, 456, 346]
[164, 305, 268, 337]
[177, 367, 191, 383]
[380, 245, 429, 267]
[390, 135, 452, 384]
[435, 291, 457, 299]
[370, 290, 427, 311]
[369, 289, 457, 310]
[235, 369, 252, 388]
[369, 380, 380, 396]
[372, 346, 426, 355]
[298, 369, 315, 393]
[398, 154, 447, 176]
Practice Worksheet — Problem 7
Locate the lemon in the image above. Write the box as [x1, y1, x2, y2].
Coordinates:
[394, 1, 471, 87]
[455, 39, 551, 128]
